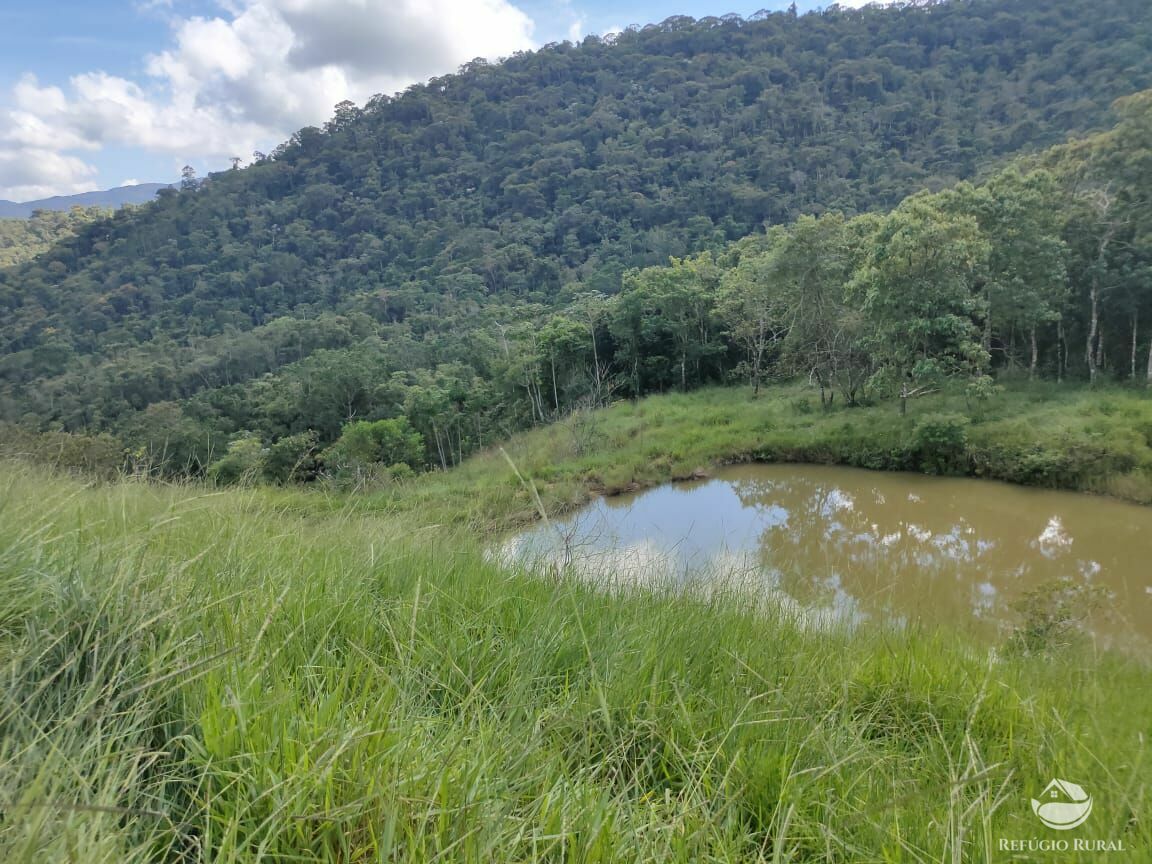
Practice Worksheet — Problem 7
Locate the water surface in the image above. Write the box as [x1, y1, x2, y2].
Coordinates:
[503, 465, 1152, 653]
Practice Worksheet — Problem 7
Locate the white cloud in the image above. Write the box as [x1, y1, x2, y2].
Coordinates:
[277, 0, 534, 76]
[0, 0, 537, 200]
[0, 146, 99, 202]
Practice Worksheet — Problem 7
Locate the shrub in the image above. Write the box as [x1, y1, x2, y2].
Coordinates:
[0, 424, 126, 480]
[321, 418, 424, 480]
[911, 413, 969, 475]
[964, 374, 1002, 418]
[388, 462, 415, 481]
[789, 397, 814, 415]
[206, 434, 266, 485]
[262, 431, 320, 484]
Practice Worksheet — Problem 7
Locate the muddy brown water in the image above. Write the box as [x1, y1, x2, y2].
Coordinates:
[502, 464, 1152, 654]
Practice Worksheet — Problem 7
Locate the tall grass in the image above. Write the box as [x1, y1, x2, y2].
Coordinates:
[1, 461, 1149, 862]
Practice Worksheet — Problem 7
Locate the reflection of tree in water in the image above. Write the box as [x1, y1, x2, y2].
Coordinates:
[726, 474, 1096, 629]
[730, 476, 897, 615]
[502, 467, 1147, 649]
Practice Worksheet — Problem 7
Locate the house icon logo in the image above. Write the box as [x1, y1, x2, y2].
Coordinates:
[1031, 778, 1093, 830]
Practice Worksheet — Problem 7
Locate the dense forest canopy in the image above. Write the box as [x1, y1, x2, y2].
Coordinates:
[0, 208, 106, 268]
[1, 0, 1151, 479]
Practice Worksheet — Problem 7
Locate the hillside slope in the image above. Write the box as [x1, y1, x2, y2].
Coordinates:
[0, 208, 108, 268]
[1, 0, 1150, 463]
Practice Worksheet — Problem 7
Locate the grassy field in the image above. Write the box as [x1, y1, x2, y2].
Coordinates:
[337, 380, 1152, 532]
[3, 382, 1152, 862]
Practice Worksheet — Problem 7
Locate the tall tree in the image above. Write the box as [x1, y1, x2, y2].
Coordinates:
[617, 254, 722, 394]
[853, 196, 991, 413]
[943, 171, 1068, 377]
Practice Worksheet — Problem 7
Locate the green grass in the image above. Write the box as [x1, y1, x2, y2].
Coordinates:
[3, 382, 1152, 861]
[319, 380, 1152, 533]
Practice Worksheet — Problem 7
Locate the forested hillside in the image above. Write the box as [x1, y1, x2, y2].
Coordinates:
[2, 0, 1151, 477]
[0, 208, 106, 268]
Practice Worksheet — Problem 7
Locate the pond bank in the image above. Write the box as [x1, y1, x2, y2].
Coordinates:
[358, 381, 1152, 534]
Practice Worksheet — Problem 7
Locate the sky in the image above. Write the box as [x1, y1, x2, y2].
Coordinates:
[0, 0, 868, 201]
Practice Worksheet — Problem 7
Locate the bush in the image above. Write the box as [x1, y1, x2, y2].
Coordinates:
[789, 397, 814, 415]
[0, 424, 126, 480]
[388, 462, 415, 481]
[321, 418, 424, 480]
[911, 413, 969, 475]
[207, 434, 266, 485]
[262, 431, 320, 484]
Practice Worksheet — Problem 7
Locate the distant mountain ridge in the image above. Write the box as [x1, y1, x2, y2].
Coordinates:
[0, 183, 172, 219]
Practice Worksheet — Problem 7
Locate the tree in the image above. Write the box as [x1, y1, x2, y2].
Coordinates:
[118, 401, 214, 475]
[943, 170, 1068, 378]
[853, 196, 991, 413]
[617, 254, 722, 394]
[179, 165, 200, 192]
[567, 291, 613, 406]
[258, 345, 387, 441]
[262, 430, 319, 483]
[537, 313, 592, 413]
[717, 238, 791, 396]
[322, 418, 424, 477]
[768, 214, 864, 404]
[207, 433, 265, 485]
[4, 12, 1152, 474]
[1104, 92, 1152, 385]
[1066, 187, 1123, 386]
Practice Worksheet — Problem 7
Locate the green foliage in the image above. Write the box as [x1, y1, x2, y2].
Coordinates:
[5, 5, 1152, 855]
[942, 170, 1068, 371]
[0, 422, 125, 479]
[719, 213, 866, 400]
[965, 373, 1001, 403]
[347, 382, 1152, 536]
[787, 396, 814, 416]
[615, 253, 725, 395]
[387, 461, 415, 481]
[0, 207, 106, 267]
[1008, 580, 1111, 654]
[856, 195, 991, 391]
[118, 402, 214, 476]
[911, 412, 971, 474]
[262, 430, 319, 483]
[206, 434, 266, 485]
[321, 418, 425, 479]
[3, 0, 1152, 474]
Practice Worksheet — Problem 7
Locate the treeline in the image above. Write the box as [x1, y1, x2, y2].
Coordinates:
[2, 0, 1151, 456]
[537, 92, 1152, 408]
[4, 92, 1149, 484]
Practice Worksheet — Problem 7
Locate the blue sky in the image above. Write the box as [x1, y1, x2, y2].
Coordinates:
[0, 0, 853, 200]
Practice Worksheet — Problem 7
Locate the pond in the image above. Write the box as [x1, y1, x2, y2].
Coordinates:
[501, 464, 1152, 654]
